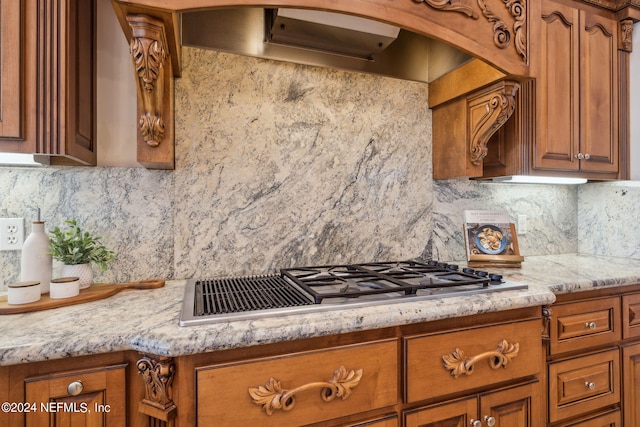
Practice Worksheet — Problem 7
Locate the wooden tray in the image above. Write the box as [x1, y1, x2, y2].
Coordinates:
[0, 279, 165, 314]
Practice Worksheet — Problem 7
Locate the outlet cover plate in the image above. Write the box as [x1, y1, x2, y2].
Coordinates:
[0, 218, 24, 251]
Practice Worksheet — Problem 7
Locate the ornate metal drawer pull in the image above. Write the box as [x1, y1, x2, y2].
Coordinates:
[248, 366, 363, 415]
[442, 339, 520, 378]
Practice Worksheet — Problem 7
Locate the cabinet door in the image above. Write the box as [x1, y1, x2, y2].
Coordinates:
[24, 364, 126, 427]
[536, 0, 580, 172]
[578, 9, 618, 174]
[0, 0, 95, 164]
[0, 0, 38, 154]
[479, 382, 542, 427]
[623, 343, 640, 427]
[536, 1, 619, 176]
[0, 0, 23, 140]
[42, 0, 97, 165]
[404, 397, 477, 427]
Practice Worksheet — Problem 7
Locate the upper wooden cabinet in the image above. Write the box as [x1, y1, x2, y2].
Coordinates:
[535, 0, 619, 177]
[0, 0, 97, 166]
[433, 0, 636, 181]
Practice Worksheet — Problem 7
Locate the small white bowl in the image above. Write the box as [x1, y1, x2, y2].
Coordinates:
[7, 281, 41, 305]
[50, 277, 80, 299]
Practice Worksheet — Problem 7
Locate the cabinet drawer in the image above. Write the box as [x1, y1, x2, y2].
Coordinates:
[554, 409, 621, 427]
[622, 293, 640, 339]
[404, 319, 542, 402]
[550, 297, 620, 355]
[548, 349, 620, 423]
[343, 414, 398, 427]
[196, 339, 397, 426]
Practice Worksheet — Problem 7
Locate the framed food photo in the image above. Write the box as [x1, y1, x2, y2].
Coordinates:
[463, 210, 524, 268]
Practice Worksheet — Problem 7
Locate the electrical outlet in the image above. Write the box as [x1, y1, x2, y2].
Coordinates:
[0, 218, 24, 251]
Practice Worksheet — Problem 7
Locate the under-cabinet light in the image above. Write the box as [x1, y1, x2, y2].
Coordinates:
[0, 153, 49, 167]
[491, 175, 587, 185]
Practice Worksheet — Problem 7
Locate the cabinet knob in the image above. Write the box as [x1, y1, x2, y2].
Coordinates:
[584, 153, 591, 160]
[67, 380, 84, 396]
[470, 420, 482, 427]
[585, 381, 596, 390]
[484, 416, 496, 426]
[585, 321, 597, 330]
[576, 153, 585, 160]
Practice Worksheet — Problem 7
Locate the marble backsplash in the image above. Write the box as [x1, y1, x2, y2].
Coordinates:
[578, 181, 640, 259]
[0, 47, 635, 290]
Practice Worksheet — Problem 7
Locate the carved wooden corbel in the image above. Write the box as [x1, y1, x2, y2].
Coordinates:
[467, 80, 519, 165]
[620, 19, 634, 52]
[137, 354, 177, 425]
[126, 14, 175, 169]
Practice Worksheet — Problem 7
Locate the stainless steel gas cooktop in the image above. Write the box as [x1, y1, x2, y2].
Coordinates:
[179, 260, 527, 326]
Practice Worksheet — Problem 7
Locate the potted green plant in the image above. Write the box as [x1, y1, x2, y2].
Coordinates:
[48, 219, 116, 289]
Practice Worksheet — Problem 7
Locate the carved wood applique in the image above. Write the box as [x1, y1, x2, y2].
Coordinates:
[127, 15, 169, 148]
[413, 0, 479, 18]
[478, 0, 528, 63]
[137, 355, 177, 425]
[468, 80, 519, 165]
[413, 0, 528, 63]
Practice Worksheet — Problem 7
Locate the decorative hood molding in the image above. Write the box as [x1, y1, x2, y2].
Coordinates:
[109, 0, 639, 170]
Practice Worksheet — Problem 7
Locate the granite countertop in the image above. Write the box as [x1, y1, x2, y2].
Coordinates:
[2, 253, 640, 366]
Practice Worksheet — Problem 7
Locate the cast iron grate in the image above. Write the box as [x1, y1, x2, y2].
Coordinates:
[194, 274, 314, 316]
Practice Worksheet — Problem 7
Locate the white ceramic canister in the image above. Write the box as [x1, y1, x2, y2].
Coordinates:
[49, 277, 80, 299]
[7, 281, 41, 305]
[21, 221, 53, 294]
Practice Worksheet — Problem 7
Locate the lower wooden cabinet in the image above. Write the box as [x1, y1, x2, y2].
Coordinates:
[24, 364, 127, 427]
[546, 286, 640, 426]
[404, 381, 541, 427]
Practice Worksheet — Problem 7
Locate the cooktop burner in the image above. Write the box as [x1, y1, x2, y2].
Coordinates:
[281, 260, 499, 303]
[179, 259, 528, 326]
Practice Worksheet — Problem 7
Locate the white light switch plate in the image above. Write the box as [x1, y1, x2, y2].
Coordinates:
[517, 214, 527, 235]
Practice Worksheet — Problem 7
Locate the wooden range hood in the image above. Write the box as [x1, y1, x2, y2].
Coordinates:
[110, 0, 639, 173]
